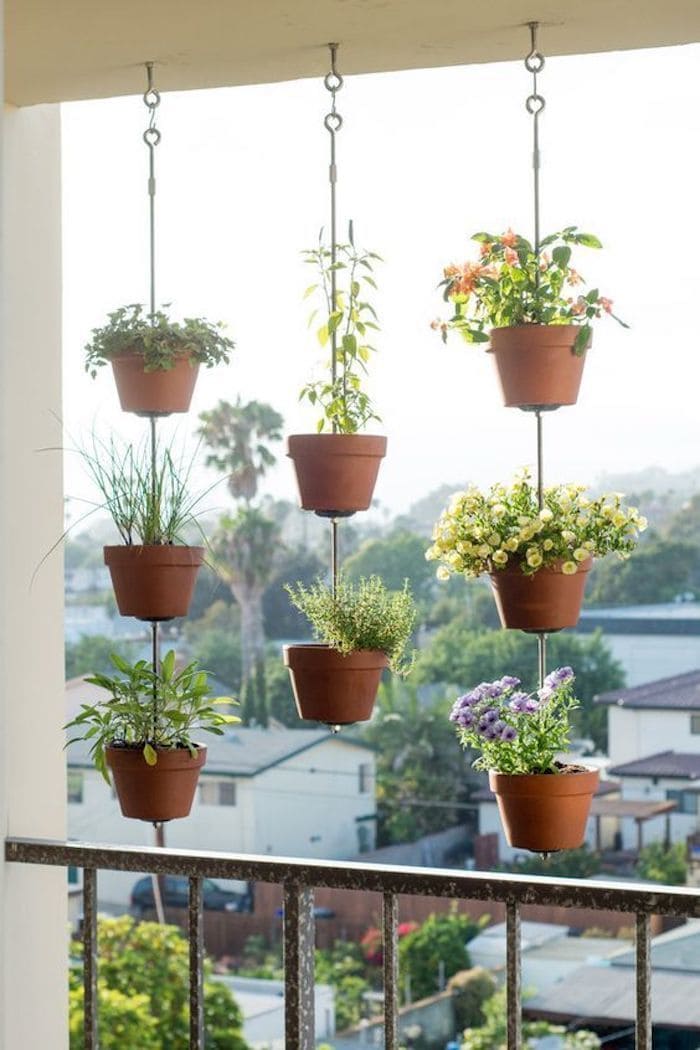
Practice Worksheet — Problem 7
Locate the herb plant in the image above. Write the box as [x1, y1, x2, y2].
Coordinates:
[449, 667, 579, 774]
[285, 575, 416, 675]
[65, 650, 239, 783]
[434, 227, 628, 354]
[84, 304, 235, 377]
[300, 226, 382, 434]
[80, 434, 212, 546]
[426, 469, 647, 580]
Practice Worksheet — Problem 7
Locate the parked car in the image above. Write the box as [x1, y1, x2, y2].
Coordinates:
[130, 875, 252, 915]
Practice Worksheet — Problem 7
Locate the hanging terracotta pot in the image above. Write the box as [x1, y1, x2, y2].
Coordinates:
[488, 325, 590, 410]
[489, 767, 599, 852]
[488, 556, 592, 632]
[104, 545, 204, 621]
[107, 744, 207, 822]
[286, 434, 387, 517]
[283, 644, 388, 724]
[110, 351, 200, 416]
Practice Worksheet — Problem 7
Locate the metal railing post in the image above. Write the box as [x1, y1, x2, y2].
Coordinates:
[283, 883, 315, 1050]
[382, 892, 399, 1050]
[83, 867, 98, 1050]
[189, 876, 204, 1049]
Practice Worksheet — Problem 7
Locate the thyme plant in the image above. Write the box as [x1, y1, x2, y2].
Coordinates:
[285, 575, 416, 675]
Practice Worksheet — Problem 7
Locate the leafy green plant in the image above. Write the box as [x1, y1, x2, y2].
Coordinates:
[80, 433, 213, 546]
[461, 985, 601, 1049]
[449, 667, 581, 774]
[398, 907, 487, 1003]
[285, 575, 416, 674]
[635, 841, 688, 885]
[434, 226, 627, 354]
[84, 304, 235, 377]
[300, 226, 382, 433]
[64, 650, 239, 782]
[426, 469, 647, 580]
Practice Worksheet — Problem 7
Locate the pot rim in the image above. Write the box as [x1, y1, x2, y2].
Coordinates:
[489, 767, 600, 794]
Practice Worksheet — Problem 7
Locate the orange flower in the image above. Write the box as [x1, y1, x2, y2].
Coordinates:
[504, 247, 519, 267]
[501, 228, 518, 248]
[479, 242, 491, 259]
[568, 268, 582, 286]
[443, 263, 460, 279]
[598, 296, 613, 314]
[571, 298, 587, 316]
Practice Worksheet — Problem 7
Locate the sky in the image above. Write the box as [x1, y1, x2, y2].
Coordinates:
[61, 42, 700, 520]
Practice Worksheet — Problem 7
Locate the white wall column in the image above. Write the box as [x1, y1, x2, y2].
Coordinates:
[0, 101, 66, 1047]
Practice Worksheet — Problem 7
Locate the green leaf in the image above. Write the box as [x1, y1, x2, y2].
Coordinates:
[161, 649, 176, 682]
[576, 233, 603, 249]
[143, 743, 158, 766]
[552, 245, 572, 268]
[317, 324, 329, 347]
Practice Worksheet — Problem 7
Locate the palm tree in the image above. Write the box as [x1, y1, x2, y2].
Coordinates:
[199, 400, 284, 711]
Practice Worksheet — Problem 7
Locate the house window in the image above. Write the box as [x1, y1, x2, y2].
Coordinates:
[67, 866, 81, 886]
[357, 825, 372, 853]
[200, 780, 237, 806]
[67, 771, 84, 804]
[358, 763, 371, 794]
[691, 715, 700, 735]
[666, 789, 699, 815]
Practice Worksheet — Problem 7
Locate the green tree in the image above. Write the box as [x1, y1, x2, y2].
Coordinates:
[344, 530, 436, 609]
[415, 625, 624, 751]
[198, 398, 284, 504]
[399, 909, 486, 1003]
[461, 986, 600, 1049]
[262, 546, 325, 639]
[635, 841, 688, 885]
[69, 916, 248, 1050]
[363, 680, 470, 845]
[315, 940, 373, 1031]
[65, 635, 138, 679]
[185, 600, 242, 691]
[447, 967, 496, 1032]
[199, 399, 284, 688]
[587, 535, 699, 604]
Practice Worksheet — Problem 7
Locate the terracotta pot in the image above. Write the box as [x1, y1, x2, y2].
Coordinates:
[283, 644, 388, 725]
[488, 557, 592, 632]
[110, 350, 200, 416]
[489, 325, 590, 411]
[104, 545, 204, 621]
[107, 744, 206, 822]
[489, 767, 599, 852]
[286, 434, 387, 517]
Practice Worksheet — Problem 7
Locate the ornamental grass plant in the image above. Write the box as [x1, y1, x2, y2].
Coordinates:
[426, 469, 647, 581]
[285, 575, 416, 675]
[449, 667, 579, 774]
[433, 227, 627, 354]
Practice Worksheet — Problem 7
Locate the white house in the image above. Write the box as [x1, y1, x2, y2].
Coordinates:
[214, 976, 335, 1047]
[66, 678, 377, 909]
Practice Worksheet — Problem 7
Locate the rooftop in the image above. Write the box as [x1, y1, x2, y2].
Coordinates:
[609, 751, 700, 780]
[595, 669, 700, 709]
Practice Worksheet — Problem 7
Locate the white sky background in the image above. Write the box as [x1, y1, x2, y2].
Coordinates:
[61, 43, 700, 520]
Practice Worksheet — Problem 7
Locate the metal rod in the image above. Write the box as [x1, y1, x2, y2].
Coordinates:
[537, 633, 547, 689]
[382, 892, 399, 1050]
[152, 822, 166, 925]
[189, 877, 205, 1049]
[325, 43, 341, 410]
[83, 867, 98, 1050]
[535, 409, 544, 507]
[506, 901, 522, 1050]
[8, 838, 700, 917]
[635, 913, 652, 1050]
[525, 22, 544, 264]
[330, 518, 339, 597]
[283, 883, 316, 1050]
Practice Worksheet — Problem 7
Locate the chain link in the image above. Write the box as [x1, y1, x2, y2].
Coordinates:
[525, 22, 545, 257]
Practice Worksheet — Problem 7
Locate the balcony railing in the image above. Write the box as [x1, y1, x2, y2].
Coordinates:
[6, 836, 700, 1050]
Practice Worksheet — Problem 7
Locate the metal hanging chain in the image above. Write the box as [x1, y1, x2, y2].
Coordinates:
[143, 62, 161, 317]
[525, 22, 545, 260]
[323, 44, 344, 603]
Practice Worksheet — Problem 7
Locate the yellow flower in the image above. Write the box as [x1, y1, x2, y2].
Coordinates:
[612, 511, 627, 528]
[425, 547, 438, 561]
[583, 540, 595, 551]
[436, 566, 451, 581]
[478, 544, 491, 558]
[539, 507, 554, 522]
[492, 503, 506, 517]
[526, 548, 543, 568]
[574, 548, 589, 562]
[492, 549, 508, 567]
[504, 537, 519, 552]
[561, 530, 576, 545]
[561, 561, 578, 575]
[447, 551, 464, 569]
[488, 533, 501, 547]
[543, 539, 554, 551]
[637, 516, 648, 531]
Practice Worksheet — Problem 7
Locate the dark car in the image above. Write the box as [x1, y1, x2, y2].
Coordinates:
[130, 875, 251, 915]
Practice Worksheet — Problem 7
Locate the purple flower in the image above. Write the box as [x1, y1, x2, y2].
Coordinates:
[456, 709, 476, 729]
[483, 724, 500, 741]
[508, 692, 530, 713]
[499, 675, 521, 689]
[544, 666, 574, 689]
[492, 720, 507, 735]
[482, 708, 499, 724]
[501, 725, 517, 742]
[524, 698, 540, 714]
[537, 685, 554, 703]
[477, 717, 492, 735]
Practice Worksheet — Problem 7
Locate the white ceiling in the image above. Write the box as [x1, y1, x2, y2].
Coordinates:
[6, 0, 700, 106]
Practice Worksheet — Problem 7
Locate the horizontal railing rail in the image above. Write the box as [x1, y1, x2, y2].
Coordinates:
[7, 836, 700, 1050]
